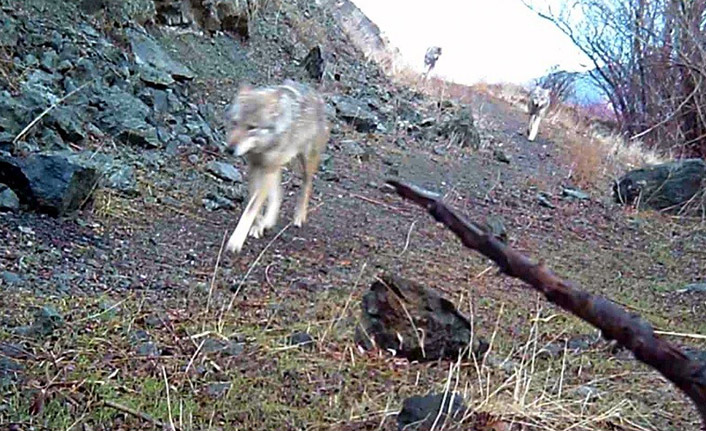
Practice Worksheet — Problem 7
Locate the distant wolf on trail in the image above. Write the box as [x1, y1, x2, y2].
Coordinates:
[423, 46, 442, 79]
[527, 86, 551, 141]
[223, 80, 330, 254]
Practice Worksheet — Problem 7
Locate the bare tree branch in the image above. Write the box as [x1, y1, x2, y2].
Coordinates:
[387, 179, 706, 427]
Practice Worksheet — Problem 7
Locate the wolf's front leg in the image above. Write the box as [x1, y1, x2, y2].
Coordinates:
[226, 188, 268, 253]
[250, 169, 282, 238]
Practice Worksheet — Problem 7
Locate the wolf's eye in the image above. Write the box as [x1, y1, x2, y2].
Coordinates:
[246, 125, 257, 131]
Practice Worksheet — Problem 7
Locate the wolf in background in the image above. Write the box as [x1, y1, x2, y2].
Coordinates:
[527, 86, 551, 141]
[223, 80, 330, 253]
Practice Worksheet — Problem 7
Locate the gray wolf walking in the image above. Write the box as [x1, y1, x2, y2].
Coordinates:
[223, 80, 330, 254]
[423, 46, 442, 79]
[527, 86, 551, 141]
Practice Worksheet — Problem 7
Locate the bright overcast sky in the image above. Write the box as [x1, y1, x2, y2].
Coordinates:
[352, 0, 591, 85]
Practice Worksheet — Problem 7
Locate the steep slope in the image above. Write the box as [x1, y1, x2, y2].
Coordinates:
[0, 1, 704, 430]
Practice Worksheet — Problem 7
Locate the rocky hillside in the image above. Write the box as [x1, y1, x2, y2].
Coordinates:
[1, 0, 705, 430]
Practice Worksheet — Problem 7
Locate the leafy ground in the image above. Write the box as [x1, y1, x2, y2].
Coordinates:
[1, 1, 706, 430]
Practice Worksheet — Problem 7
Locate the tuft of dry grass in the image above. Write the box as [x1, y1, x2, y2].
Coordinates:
[546, 106, 664, 189]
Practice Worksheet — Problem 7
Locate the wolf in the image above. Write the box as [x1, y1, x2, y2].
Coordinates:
[423, 46, 442, 79]
[223, 80, 330, 254]
[527, 86, 551, 141]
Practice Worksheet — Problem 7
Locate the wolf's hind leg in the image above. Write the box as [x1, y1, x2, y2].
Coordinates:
[293, 149, 320, 227]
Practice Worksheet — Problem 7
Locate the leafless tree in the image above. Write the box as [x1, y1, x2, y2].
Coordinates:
[523, 0, 706, 158]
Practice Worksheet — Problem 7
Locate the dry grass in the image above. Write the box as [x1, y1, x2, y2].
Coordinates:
[546, 106, 663, 189]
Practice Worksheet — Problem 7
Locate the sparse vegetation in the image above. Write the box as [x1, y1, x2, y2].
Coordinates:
[1, 0, 705, 430]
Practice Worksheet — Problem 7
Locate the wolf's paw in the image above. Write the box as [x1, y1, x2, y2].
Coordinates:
[293, 211, 306, 228]
[226, 234, 245, 254]
[249, 222, 266, 238]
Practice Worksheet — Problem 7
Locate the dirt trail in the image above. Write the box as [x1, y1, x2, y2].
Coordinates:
[2, 2, 706, 428]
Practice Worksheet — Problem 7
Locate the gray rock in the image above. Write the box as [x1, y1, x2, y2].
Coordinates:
[75, 57, 97, 79]
[46, 107, 86, 142]
[1, 271, 22, 285]
[356, 274, 488, 361]
[330, 95, 381, 133]
[24, 54, 39, 68]
[397, 393, 466, 431]
[205, 382, 231, 398]
[127, 29, 194, 81]
[0, 153, 100, 216]
[483, 214, 507, 243]
[614, 159, 706, 212]
[13, 306, 64, 338]
[137, 64, 175, 88]
[537, 193, 555, 209]
[287, 332, 314, 350]
[40, 50, 60, 71]
[0, 184, 19, 212]
[40, 128, 67, 151]
[106, 165, 139, 196]
[678, 283, 706, 294]
[81, 0, 155, 25]
[207, 161, 242, 183]
[0, 11, 18, 47]
[57, 59, 73, 73]
[494, 148, 511, 164]
[93, 87, 160, 148]
[203, 192, 235, 211]
[340, 140, 366, 157]
[219, 184, 246, 203]
[136, 342, 161, 357]
[562, 187, 590, 200]
[201, 337, 244, 357]
[117, 122, 161, 148]
[155, 0, 249, 36]
[0, 357, 24, 388]
[130, 329, 152, 344]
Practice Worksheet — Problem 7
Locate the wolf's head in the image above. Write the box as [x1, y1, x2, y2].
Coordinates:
[530, 87, 551, 108]
[224, 84, 292, 157]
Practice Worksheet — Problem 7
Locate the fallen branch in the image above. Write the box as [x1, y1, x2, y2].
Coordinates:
[387, 180, 706, 426]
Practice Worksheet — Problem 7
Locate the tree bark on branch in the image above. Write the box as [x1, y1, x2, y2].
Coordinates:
[387, 179, 706, 427]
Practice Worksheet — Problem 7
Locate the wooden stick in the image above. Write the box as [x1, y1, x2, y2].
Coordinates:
[387, 179, 706, 427]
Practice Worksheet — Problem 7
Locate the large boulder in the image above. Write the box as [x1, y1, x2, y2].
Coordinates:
[0, 153, 100, 216]
[613, 159, 706, 212]
[127, 29, 195, 82]
[356, 274, 488, 362]
[154, 0, 250, 39]
[330, 95, 382, 133]
[92, 87, 161, 148]
[79, 0, 156, 26]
